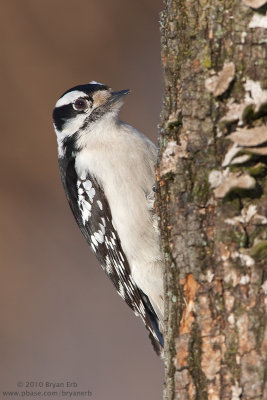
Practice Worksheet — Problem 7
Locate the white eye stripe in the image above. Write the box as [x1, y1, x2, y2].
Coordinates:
[55, 90, 87, 108]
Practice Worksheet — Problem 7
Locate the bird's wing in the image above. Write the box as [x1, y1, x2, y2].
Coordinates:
[63, 158, 163, 352]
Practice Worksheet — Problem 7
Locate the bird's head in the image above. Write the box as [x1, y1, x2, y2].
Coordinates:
[52, 82, 130, 157]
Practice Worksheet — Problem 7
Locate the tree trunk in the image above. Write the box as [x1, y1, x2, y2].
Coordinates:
[156, 1, 267, 399]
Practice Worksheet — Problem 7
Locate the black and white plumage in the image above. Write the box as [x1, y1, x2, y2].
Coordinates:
[52, 82, 164, 354]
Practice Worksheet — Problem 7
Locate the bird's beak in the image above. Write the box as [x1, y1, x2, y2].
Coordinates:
[109, 89, 131, 104]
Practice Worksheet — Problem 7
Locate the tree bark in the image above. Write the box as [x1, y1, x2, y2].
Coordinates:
[156, 1, 267, 399]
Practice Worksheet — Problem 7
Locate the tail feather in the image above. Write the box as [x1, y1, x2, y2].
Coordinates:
[138, 288, 164, 355]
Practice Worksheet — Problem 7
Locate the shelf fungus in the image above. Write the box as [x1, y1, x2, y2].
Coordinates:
[229, 126, 267, 155]
[249, 13, 267, 29]
[224, 204, 267, 227]
[219, 100, 248, 128]
[210, 77, 267, 198]
[219, 79, 267, 133]
[209, 169, 256, 198]
[245, 79, 267, 112]
[242, 0, 267, 8]
[222, 126, 267, 167]
[205, 62, 235, 97]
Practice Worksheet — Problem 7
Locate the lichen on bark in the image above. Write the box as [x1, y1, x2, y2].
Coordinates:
[156, 1, 267, 399]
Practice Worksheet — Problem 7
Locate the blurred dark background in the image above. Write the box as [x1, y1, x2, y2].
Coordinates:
[0, 1, 164, 399]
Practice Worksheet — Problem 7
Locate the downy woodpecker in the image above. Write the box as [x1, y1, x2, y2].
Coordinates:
[52, 82, 164, 354]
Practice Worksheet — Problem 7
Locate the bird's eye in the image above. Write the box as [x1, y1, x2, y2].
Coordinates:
[73, 97, 88, 111]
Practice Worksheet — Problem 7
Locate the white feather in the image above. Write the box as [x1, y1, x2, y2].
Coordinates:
[74, 115, 164, 321]
[90, 80, 104, 86]
[55, 90, 86, 107]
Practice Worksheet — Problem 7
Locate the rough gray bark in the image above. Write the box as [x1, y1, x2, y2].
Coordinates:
[156, 1, 267, 399]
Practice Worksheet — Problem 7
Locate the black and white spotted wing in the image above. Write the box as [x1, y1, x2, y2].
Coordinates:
[60, 158, 163, 353]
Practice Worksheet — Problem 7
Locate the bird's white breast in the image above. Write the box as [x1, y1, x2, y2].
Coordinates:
[75, 116, 164, 320]
[75, 118, 160, 263]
